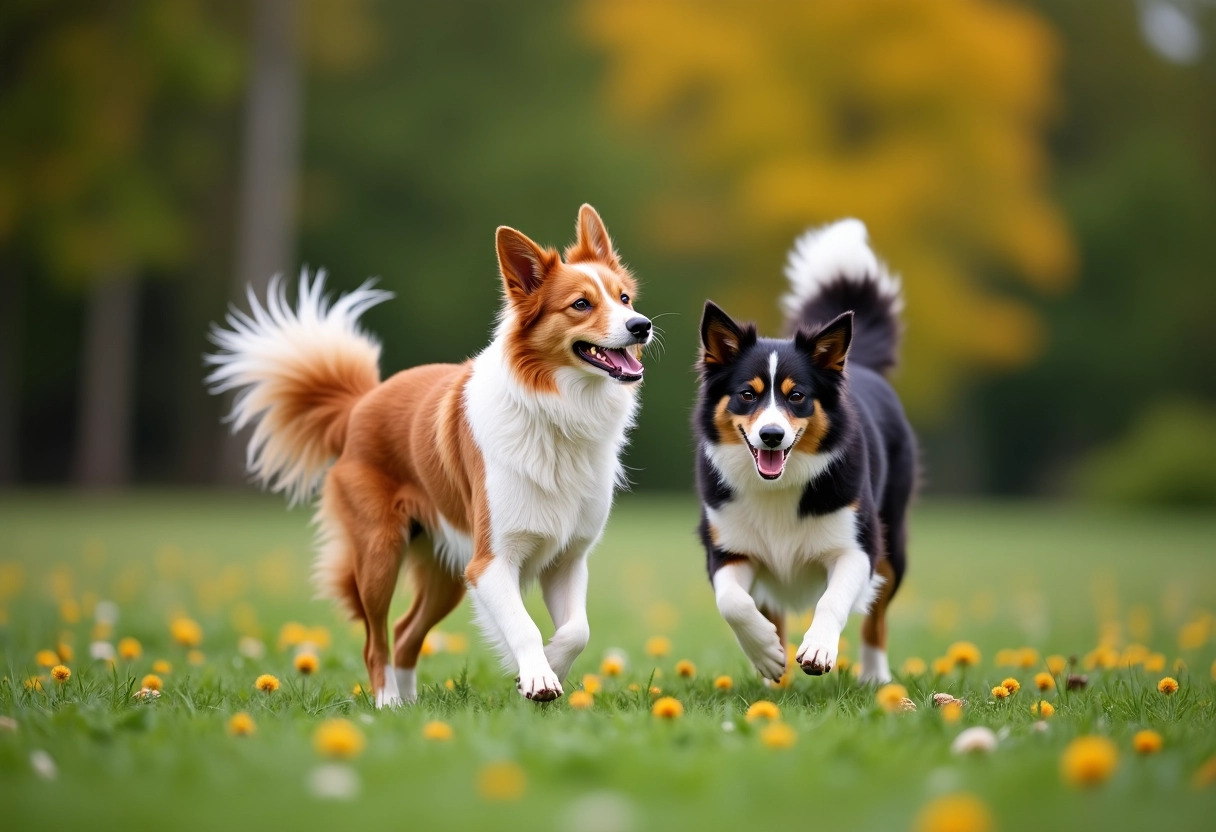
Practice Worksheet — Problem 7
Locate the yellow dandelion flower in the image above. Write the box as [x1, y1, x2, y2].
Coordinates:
[1017, 647, 1040, 669]
[278, 621, 308, 649]
[1132, 730, 1163, 755]
[581, 674, 602, 694]
[644, 636, 671, 658]
[913, 793, 993, 832]
[836, 654, 852, 673]
[1193, 756, 1216, 788]
[228, 712, 256, 736]
[568, 690, 594, 710]
[51, 665, 71, 683]
[444, 679, 455, 691]
[745, 700, 781, 722]
[477, 761, 526, 801]
[771, 667, 794, 688]
[713, 675, 733, 691]
[932, 656, 955, 675]
[294, 652, 319, 675]
[152, 660, 172, 675]
[876, 683, 909, 712]
[35, 650, 59, 668]
[422, 720, 454, 741]
[991, 685, 1009, 700]
[117, 637, 142, 661]
[444, 633, 469, 654]
[1061, 735, 1118, 786]
[600, 654, 625, 677]
[1031, 700, 1055, 718]
[24, 676, 44, 692]
[305, 626, 331, 650]
[255, 674, 280, 693]
[1211, 658, 1216, 682]
[1001, 677, 1021, 694]
[941, 701, 963, 724]
[759, 722, 797, 749]
[651, 696, 684, 719]
[649, 685, 662, 696]
[627, 683, 640, 692]
[1157, 676, 1179, 695]
[1121, 643, 1150, 667]
[1046, 655, 1068, 675]
[56, 642, 74, 663]
[1178, 618, 1208, 650]
[186, 650, 205, 666]
[420, 632, 439, 656]
[1035, 672, 1055, 691]
[141, 674, 163, 691]
[674, 659, 696, 679]
[1143, 652, 1166, 672]
[901, 657, 927, 676]
[946, 642, 981, 668]
[60, 599, 81, 623]
[994, 648, 1018, 667]
[91, 621, 113, 640]
[352, 683, 363, 696]
[170, 617, 203, 648]
[313, 718, 365, 759]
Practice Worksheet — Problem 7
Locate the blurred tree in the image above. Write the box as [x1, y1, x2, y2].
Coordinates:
[975, 0, 1216, 499]
[582, 0, 1075, 420]
[0, 0, 243, 485]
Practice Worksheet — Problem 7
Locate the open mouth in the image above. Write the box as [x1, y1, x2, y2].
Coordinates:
[739, 427, 789, 480]
[574, 342, 644, 383]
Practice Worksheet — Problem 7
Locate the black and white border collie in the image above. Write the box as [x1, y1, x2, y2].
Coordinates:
[694, 219, 916, 685]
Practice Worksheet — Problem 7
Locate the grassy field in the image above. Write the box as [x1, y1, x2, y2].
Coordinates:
[1, 493, 1214, 831]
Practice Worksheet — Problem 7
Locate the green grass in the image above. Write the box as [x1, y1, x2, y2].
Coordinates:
[1, 493, 1214, 830]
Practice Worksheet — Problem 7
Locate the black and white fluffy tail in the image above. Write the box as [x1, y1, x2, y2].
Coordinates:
[782, 219, 903, 376]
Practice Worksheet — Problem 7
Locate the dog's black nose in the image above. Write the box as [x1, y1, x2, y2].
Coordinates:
[759, 425, 785, 448]
[626, 317, 652, 340]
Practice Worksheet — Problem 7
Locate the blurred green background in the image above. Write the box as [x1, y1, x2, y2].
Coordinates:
[2, 0, 1215, 504]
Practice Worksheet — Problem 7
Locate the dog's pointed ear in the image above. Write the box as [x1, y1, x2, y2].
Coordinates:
[701, 301, 747, 366]
[566, 204, 619, 266]
[497, 226, 557, 302]
[797, 311, 853, 373]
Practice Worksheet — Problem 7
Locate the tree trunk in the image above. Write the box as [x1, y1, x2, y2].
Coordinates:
[75, 272, 139, 487]
[0, 263, 21, 484]
[217, 0, 302, 484]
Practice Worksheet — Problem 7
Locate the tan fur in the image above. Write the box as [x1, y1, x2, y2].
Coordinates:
[789, 400, 831, 454]
[714, 396, 745, 444]
[748, 376, 765, 394]
[780, 377, 795, 396]
[861, 558, 897, 649]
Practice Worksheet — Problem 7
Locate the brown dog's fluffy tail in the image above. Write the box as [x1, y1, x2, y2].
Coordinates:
[205, 271, 392, 505]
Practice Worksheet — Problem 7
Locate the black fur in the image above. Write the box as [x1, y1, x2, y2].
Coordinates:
[694, 257, 916, 594]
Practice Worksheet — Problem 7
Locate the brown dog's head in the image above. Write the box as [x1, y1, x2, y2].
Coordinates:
[497, 205, 650, 393]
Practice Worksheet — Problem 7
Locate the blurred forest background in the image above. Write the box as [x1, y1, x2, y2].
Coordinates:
[1, 0, 1214, 505]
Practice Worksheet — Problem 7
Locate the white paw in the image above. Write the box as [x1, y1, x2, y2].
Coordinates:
[858, 645, 891, 684]
[393, 667, 419, 704]
[796, 632, 839, 676]
[516, 666, 563, 702]
[375, 690, 404, 709]
[734, 618, 787, 682]
[544, 625, 589, 682]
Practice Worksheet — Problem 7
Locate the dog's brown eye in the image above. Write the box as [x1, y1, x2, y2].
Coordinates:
[572, 298, 591, 311]
[739, 391, 756, 402]
[789, 391, 805, 403]
[620, 293, 630, 305]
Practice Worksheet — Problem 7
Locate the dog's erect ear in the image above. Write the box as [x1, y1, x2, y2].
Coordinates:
[797, 311, 853, 373]
[566, 204, 619, 266]
[701, 301, 747, 366]
[497, 226, 557, 302]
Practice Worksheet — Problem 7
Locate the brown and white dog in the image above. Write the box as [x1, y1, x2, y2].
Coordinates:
[206, 205, 651, 707]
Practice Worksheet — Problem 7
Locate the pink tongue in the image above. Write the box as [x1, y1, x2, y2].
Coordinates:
[604, 348, 643, 375]
[757, 449, 785, 477]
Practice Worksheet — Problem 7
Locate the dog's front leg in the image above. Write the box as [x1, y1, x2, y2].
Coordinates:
[540, 544, 592, 681]
[713, 560, 787, 682]
[797, 548, 871, 675]
[466, 532, 562, 701]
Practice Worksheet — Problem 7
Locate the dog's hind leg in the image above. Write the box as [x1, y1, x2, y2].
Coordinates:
[391, 549, 465, 703]
[859, 557, 896, 684]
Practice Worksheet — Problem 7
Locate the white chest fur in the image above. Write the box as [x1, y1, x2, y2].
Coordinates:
[464, 339, 638, 567]
[704, 442, 858, 607]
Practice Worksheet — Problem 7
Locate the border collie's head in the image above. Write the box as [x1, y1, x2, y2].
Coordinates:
[496, 205, 651, 393]
[697, 301, 852, 482]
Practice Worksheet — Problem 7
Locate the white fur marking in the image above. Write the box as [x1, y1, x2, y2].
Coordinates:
[781, 219, 903, 320]
[392, 666, 418, 703]
[858, 644, 891, 684]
